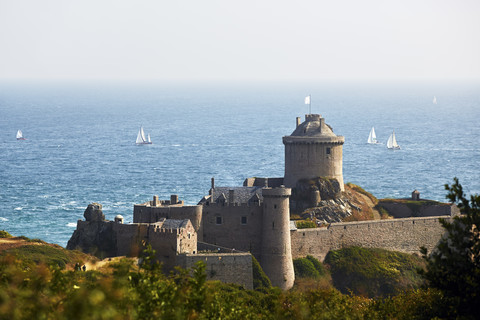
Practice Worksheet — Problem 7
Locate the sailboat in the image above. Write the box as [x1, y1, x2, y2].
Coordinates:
[16, 130, 26, 140]
[135, 126, 152, 145]
[386, 130, 400, 150]
[433, 96, 437, 104]
[367, 127, 380, 144]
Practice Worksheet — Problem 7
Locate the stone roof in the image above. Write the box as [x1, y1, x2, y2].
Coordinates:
[154, 218, 190, 229]
[211, 186, 263, 204]
[290, 114, 337, 138]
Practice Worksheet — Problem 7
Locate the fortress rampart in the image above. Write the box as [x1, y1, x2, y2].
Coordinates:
[134, 195, 203, 240]
[291, 216, 450, 262]
[202, 202, 263, 256]
[177, 253, 253, 290]
[378, 201, 458, 218]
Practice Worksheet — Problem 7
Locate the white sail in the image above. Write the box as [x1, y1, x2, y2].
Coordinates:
[367, 127, 377, 144]
[387, 130, 400, 149]
[136, 127, 145, 144]
[433, 96, 437, 104]
[136, 126, 152, 144]
[16, 130, 23, 139]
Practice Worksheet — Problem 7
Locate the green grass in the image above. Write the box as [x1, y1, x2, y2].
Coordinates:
[293, 255, 329, 279]
[295, 220, 317, 229]
[0, 230, 13, 238]
[0, 239, 91, 268]
[324, 247, 426, 298]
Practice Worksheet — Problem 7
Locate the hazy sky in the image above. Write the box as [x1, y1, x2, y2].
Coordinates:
[1, 0, 479, 82]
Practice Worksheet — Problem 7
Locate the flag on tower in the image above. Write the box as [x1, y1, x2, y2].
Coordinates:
[304, 95, 311, 105]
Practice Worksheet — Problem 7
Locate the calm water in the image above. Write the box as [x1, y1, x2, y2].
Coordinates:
[1, 81, 479, 246]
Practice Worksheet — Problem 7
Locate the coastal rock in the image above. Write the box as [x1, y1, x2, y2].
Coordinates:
[84, 203, 105, 222]
[67, 203, 116, 258]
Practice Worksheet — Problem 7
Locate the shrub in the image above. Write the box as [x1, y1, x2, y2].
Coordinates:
[325, 247, 425, 298]
[295, 220, 317, 229]
[0, 230, 12, 238]
[252, 255, 271, 290]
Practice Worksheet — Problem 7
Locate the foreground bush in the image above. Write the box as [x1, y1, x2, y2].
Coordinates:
[325, 247, 425, 298]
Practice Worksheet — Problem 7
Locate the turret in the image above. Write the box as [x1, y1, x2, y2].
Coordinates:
[260, 186, 295, 290]
[283, 114, 344, 191]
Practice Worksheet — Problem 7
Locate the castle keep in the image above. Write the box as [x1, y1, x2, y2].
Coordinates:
[68, 113, 453, 290]
[283, 114, 345, 191]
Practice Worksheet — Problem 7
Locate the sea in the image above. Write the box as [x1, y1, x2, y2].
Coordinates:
[1, 81, 479, 247]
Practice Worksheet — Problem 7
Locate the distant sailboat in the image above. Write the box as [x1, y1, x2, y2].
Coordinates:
[433, 96, 437, 104]
[136, 127, 152, 145]
[367, 127, 380, 144]
[386, 130, 400, 150]
[16, 130, 26, 140]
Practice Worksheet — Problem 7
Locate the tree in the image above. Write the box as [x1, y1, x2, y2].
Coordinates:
[420, 178, 480, 318]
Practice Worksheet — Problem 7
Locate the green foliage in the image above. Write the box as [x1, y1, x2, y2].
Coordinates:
[294, 257, 319, 279]
[295, 220, 317, 229]
[0, 230, 12, 238]
[325, 247, 425, 298]
[0, 244, 86, 269]
[0, 245, 457, 319]
[306, 255, 327, 277]
[293, 255, 328, 280]
[419, 178, 480, 319]
[252, 255, 272, 290]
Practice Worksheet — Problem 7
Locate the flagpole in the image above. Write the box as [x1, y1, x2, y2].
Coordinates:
[309, 95, 311, 114]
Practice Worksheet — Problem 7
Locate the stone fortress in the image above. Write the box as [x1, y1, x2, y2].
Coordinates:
[68, 113, 457, 290]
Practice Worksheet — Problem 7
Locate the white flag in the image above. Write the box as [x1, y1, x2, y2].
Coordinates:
[304, 95, 311, 105]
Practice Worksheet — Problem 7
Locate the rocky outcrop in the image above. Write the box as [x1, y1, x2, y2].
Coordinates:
[291, 178, 376, 224]
[66, 203, 117, 258]
[84, 203, 105, 221]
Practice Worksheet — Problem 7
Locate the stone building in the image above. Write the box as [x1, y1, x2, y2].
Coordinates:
[283, 114, 345, 191]
[68, 113, 454, 290]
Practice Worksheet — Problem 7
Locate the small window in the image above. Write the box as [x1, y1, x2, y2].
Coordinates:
[216, 216, 222, 225]
[241, 216, 247, 225]
[326, 147, 331, 155]
[274, 204, 277, 209]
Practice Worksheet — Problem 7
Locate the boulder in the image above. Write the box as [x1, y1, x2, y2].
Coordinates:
[84, 203, 105, 222]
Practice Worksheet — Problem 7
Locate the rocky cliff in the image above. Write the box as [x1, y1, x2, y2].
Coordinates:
[66, 203, 117, 258]
[290, 178, 381, 224]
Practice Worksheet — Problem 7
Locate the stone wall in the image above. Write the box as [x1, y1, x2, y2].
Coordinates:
[291, 216, 450, 262]
[133, 204, 203, 239]
[178, 253, 253, 290]
[378, 202, 459, 218]
[146, 221, 197, 271]
[202, 203, 263, 257]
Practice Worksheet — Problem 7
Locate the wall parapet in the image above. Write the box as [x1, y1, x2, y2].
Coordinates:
[291, 215, 451, 262]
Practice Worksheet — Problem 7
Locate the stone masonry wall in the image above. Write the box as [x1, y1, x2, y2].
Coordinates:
[133, 205, 203, 240]
[378, 202, 458, 218]
[178, 253, 253, 290]
[291, 216, 449, 262]
[202, 203, 263, 257]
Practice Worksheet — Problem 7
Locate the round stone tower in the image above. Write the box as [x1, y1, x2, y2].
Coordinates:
[260, 186, 295, 290]
[283, 114, 345, 191]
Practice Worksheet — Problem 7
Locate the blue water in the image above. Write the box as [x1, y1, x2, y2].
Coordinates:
[1, 81, 479, 246]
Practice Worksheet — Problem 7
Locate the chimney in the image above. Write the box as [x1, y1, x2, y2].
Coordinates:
[229, 189, 234, 205]
[211, 177, 215, 189]
[170, 194, 178, 204]
[153, 195, 159, 206]
[296, 117, 301, 128]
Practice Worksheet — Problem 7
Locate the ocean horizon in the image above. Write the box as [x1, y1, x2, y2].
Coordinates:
[1, 81, 479, 246]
